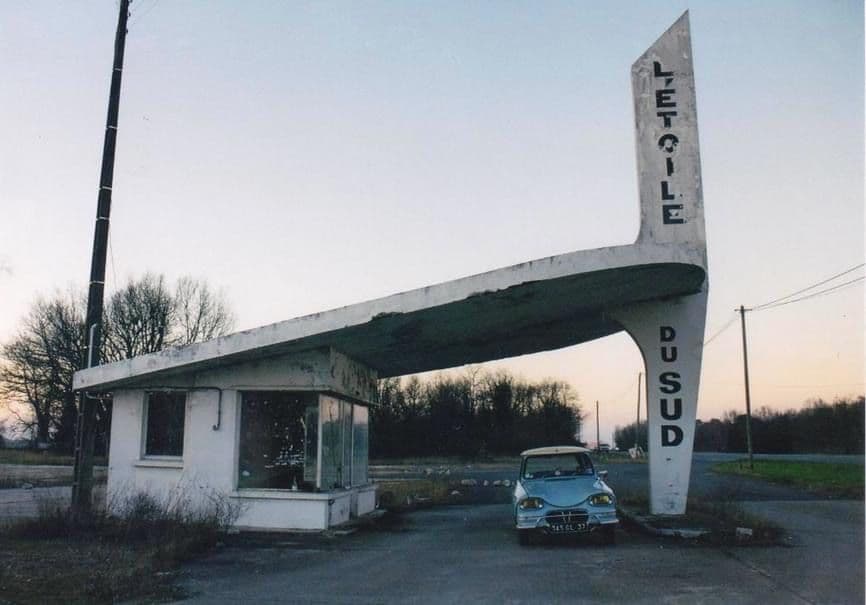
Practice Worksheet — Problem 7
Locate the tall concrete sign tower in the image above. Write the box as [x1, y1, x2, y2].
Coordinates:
[611, 12, 707, 514]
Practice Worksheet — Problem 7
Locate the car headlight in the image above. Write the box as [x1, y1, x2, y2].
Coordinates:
[518, 497, 544, 510]
[589, 493, 613, 506]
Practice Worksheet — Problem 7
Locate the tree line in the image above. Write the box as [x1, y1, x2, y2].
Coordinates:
[613, 396, 864, 454]
[372, 370, 583, 458]
[0, 274, 234, 453]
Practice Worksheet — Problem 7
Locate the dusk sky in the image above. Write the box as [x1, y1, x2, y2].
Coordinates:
[1, 1, 862, 444]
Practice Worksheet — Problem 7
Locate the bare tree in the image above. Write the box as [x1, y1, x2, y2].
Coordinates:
[102, 273, 174, 362]
[0, 292, 85, 447]
[1, 275, 235, 450]
[174, 276, 235, 345]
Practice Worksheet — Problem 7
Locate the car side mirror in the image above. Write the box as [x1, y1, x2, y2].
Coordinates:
[598, 470, 608, 481]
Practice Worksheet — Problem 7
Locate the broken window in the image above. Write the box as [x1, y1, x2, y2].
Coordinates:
[238, 391, 370, 491]
[237, 391, 318, 490]
[144, 391, 186, 457]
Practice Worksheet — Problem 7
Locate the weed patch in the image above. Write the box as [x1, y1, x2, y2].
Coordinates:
[617, 489, 784, 546]
[0, 489, 242, 604]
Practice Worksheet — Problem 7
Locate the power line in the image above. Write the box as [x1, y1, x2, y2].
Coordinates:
[129, 0, 160, 27]
[702, 312, 738, 347]
[108, 233, 119, 294]
[766, 382, 865, 389]
[753, 276, 864, 312]
[751, 263, 864, 311]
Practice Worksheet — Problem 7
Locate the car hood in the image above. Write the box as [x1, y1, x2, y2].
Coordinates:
[521, 476, 605, 507]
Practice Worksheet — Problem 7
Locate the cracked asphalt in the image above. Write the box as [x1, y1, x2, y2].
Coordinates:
[173, 459, 864, 605]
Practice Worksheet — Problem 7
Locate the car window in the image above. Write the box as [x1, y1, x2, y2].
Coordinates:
[522, 453, 594, 479]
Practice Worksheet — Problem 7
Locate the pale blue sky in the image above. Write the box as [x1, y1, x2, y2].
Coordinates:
[1, 1, 863, 442]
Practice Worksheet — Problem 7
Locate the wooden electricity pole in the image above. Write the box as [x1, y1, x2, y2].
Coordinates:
[595, 401, 600, 451]
[71, 0, 131, 516]
[738, 305, 755, 469]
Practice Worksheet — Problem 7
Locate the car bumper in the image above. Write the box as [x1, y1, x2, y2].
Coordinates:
[515, 509, 618, 531]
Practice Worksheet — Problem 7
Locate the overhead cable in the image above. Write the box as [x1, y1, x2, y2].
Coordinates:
[751, 263, 864, 311]
[753, 276, 864, 312]
[702, 312, 738, 347]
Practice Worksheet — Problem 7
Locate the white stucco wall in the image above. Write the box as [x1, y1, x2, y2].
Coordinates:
[107, 388, 236, 509]
[105, 349, 376, 530]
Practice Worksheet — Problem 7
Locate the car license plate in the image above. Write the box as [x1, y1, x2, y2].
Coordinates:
[549, 522, 588, 533]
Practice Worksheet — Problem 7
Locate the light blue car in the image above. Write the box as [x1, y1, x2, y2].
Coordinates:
[512, 446, 618, 545]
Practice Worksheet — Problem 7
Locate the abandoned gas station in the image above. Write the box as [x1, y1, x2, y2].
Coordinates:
[73, 13, 707, 530]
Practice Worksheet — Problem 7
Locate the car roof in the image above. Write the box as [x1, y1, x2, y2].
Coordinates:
[520, 446, 592, 457]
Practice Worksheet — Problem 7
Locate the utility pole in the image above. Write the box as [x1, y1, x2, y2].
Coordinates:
[738, 305, 755, 469]
[634, 372, 642, 451]
[71, 0, 131, 516]
[595, 401, 600, 451]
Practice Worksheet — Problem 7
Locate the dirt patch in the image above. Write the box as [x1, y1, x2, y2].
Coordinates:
[375, 478, 513, 511]
[617, 494, 785, 546]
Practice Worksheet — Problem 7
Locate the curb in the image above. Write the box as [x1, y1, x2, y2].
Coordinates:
[617, 506, 710, 539]
[329, 509, 388, 535]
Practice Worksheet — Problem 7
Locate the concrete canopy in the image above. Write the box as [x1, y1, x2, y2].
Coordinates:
[73, 242, 705, 391]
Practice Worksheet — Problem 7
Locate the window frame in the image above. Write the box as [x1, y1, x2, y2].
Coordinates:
[141, 390, 188, 460]
[235, 390, 320, 491]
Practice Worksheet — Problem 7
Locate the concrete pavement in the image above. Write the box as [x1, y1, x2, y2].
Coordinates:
[734, 500, 864, 604]
[173, 499, 864, 604]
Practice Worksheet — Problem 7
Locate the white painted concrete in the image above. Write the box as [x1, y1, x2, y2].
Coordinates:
[232, 490, 354, 531]
[617, 12, 708, 514]
[633, 12, 705, 252]
[611, 287, 708, 514]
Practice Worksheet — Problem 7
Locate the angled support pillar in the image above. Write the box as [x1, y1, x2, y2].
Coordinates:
[610, 289, 707, 514]
[611, 12, 709, 514]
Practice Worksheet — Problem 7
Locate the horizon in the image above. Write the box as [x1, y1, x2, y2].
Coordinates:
[1, 1, 863, 443]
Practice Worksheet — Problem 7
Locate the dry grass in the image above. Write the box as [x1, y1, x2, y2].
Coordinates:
[0, 449, 106, 467]
[0, 489, 242, 604]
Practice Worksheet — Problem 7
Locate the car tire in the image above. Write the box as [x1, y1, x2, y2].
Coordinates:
[602, 525, 616, 545]
[518, 529, 532, 546]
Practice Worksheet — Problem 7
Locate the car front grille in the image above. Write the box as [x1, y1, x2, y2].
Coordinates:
[545, 509, 589, 525]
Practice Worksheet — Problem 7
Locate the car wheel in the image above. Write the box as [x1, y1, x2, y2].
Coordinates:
[602, 525, 616, 545]
[518, 529, 532, 546]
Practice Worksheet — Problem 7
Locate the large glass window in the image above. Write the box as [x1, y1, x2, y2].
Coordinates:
[321, 397, 370, 489]
[320, 396, 351, 489]
[237, 391, 318, 490]
[238, 392, 370, 491]
[352, 405, 369, 486]
[303, 404, 319, 486]
[144, 391, 186, 457]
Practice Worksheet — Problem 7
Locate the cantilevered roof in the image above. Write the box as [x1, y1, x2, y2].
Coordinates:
[73, 12, 707, 393]
[73, 242, 704, 391]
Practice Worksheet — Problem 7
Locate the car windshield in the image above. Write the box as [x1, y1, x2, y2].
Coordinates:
[522, 453, 594, 479]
